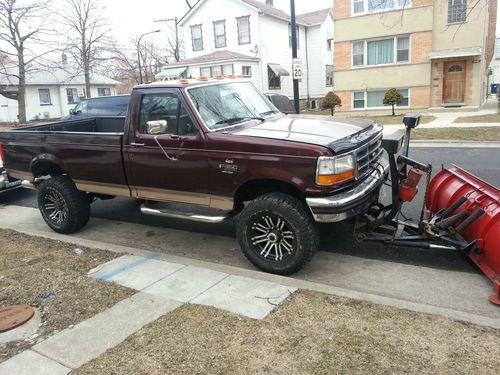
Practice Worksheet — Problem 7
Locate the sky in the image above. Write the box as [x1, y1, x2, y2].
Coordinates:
[103, 0, 333, 47]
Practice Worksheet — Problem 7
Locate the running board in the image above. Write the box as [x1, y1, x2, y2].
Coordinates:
[140, 202, 230, 223]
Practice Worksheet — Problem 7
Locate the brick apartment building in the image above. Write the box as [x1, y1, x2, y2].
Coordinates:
[333, 0, 497, 113]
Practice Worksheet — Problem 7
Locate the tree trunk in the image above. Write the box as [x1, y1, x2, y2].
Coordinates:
[84, 58, 91, 98]
[330, 106, 334, 116]
[17, 49, 27, 124]
[391, 104, 395, 116]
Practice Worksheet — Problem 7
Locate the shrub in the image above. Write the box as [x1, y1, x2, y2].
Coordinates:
[383, 88, 404, 116]
[322, 92, 342, 116]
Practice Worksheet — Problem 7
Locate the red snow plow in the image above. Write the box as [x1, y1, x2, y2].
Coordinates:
[357, 114, 500, 305]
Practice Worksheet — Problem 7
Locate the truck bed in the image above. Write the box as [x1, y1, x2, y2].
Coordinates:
[0, 117, 130, 197]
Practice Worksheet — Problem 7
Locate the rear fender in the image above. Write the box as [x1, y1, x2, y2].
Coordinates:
[30, 154, 67, 179]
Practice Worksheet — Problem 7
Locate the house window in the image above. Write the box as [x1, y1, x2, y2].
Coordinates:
[242, 66, 252, 77]
[191, 24, 203, 51]
[237, 16, 251, 45]
[396, 36, 410, 62]
[353, 41, 364, 66]
[97, 88, 111, 96]
[268, 66, 281, 89]
[200, 67, 211, 77]
[353, 0, 411, 15]
[353, 88, 410, 108]
[200, 64, 234, 77]
[213, 20, 226, 48]
[288, 24, 300, 49]
[327, 38, 332, 51]
[326, 65, 333, 86]
[448, 0, 467, 23]
[353, 36, 410, 67]
[66, 88, 79, 104]
[39, 89, 51, 105]
[353, 92, 365, 108]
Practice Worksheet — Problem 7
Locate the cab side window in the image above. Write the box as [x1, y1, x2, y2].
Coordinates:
[139, 93, 197, 136]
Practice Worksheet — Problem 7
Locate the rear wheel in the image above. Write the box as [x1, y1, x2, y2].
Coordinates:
[237, 193, 319, 275]
[37, 175, 90, 234]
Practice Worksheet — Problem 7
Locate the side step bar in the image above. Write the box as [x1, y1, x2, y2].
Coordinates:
[140, 202, 230, 224]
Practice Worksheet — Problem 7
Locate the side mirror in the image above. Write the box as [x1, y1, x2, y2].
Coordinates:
[69, 109, 74, 115]
[403, 114, 421, 129]
[146, 120, 168, 134]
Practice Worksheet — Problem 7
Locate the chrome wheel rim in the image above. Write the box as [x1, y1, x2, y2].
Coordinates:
[249, 214, 296, 262]
[43, 189, 69, 225]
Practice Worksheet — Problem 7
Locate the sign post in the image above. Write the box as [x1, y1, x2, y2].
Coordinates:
[290, 0, 300, 114]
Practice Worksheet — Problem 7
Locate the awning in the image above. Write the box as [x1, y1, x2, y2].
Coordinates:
[268, 63, 290, 77]
[428, 47, 482, 60]
[155, 66, 187, 80]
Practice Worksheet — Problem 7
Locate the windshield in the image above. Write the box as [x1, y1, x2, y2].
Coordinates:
[187, 82, 280, 130]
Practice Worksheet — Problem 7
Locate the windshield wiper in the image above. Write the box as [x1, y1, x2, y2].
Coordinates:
[259, 110, 280, 116]
[215, 116, 264, 125]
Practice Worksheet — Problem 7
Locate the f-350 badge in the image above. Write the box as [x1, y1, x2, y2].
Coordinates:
[219, 159, 238, 174]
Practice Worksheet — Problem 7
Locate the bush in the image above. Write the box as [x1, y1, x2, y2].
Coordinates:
[322, 92, 342, 116]
[383, 88, 404, 116]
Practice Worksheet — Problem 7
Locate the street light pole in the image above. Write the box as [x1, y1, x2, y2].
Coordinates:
[137, 30, 161, 84]
[290, 0, 300, 114]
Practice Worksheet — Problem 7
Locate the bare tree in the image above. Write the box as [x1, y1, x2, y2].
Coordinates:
[107, 38, 169, 93]
[185, 0, 193, 9]
[0, 0, 53, 123]
[61, 0, 111, 98]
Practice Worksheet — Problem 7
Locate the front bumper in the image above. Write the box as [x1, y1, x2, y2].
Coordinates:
[306, 156, 389, 223]
[0, 170, 22, 193]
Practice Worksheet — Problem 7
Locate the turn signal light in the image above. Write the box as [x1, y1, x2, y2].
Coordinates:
[0, 143, 4, 162]
[178, 79, 189, 84]
[317, 170, 355, 185]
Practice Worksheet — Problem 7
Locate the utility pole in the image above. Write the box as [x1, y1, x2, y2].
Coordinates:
[155, 17, 180, 61]
[290, 0, 300, 114]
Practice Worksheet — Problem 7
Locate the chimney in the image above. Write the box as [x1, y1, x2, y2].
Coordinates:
[265, 0, 273, 6]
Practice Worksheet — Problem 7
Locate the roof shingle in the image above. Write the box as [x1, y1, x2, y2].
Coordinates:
[167, 50, 259, 67]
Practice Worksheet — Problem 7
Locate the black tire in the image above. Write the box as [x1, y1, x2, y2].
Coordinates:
[37, 175, 90, 234]
[237, 193, 319, 275]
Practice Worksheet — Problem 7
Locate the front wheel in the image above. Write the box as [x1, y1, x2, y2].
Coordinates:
[236, 193, 319, 275]
[37, 175, 91, 234]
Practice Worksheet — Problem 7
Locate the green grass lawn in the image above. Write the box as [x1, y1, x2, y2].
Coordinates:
[412, 126, 500, 141]
[454, 113, 500, 123]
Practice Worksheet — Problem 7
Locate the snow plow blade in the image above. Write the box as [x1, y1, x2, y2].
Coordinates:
[427, 166, 500, 305]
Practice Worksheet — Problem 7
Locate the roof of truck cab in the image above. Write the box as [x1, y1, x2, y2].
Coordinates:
[134, 78, 251, 90]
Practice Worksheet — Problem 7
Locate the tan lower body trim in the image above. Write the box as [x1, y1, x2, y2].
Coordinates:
[134, 186, 233, 211]
[74, 180, 131, 197]
[7, 169, 33, 181]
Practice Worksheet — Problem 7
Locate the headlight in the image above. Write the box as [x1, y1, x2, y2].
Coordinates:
[316, 154, 356, 185]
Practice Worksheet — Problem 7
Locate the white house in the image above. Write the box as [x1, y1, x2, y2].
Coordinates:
[0, 68, 121, 123]
[488, 37, 500, 92]
[156, 0, 334, 109]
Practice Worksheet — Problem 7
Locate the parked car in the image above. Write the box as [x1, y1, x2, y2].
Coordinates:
[61, 95, 130, 120]
[265, 93, 296, 114]
[0, 79, 387, 275]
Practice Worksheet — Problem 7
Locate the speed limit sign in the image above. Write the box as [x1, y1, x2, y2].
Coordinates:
[293, 58, 303, 81]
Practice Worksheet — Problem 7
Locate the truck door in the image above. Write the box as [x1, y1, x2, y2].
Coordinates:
[125, 89, 209, 206]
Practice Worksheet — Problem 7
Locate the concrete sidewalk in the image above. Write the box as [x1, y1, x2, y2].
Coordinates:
[0, 254, 295, 374]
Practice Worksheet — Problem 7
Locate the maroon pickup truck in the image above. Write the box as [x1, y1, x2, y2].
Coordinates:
[0, 79, 388, 275]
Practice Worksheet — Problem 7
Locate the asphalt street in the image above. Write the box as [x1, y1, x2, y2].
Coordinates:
[2, 147, 499, 274]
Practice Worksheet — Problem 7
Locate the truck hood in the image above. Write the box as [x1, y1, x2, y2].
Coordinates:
[229, 116, 381, 154]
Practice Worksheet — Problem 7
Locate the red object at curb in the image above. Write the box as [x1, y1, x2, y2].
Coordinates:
[427, 165, 500, 306]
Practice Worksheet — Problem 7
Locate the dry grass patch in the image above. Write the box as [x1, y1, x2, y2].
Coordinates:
[302, 112, 435, 125]
[0, 229, 134, 362]
[454, 113, 500, 123]
[76, 290, 500, 375]
[412, 127, 500, 141]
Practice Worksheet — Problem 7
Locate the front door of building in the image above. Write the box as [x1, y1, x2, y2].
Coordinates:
[443, 61, 466, 104]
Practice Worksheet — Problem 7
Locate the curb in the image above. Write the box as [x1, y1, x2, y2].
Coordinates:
[410, 140, 500, 148]
[7, 226, 500, 330]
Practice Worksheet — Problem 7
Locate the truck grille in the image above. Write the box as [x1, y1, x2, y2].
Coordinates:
[355, 132, 383, 179]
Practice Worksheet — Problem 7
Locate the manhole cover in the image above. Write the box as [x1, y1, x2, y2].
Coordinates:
[0, 305, 35, 333]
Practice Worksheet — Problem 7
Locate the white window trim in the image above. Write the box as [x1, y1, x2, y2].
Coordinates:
[351, 0, 412, 17]
[351, 35, 411, 69]
[351, 88, 411, 110]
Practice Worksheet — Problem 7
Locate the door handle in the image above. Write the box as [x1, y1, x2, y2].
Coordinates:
[170, 135, 182, 140]
[130, 142, 145, 147]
